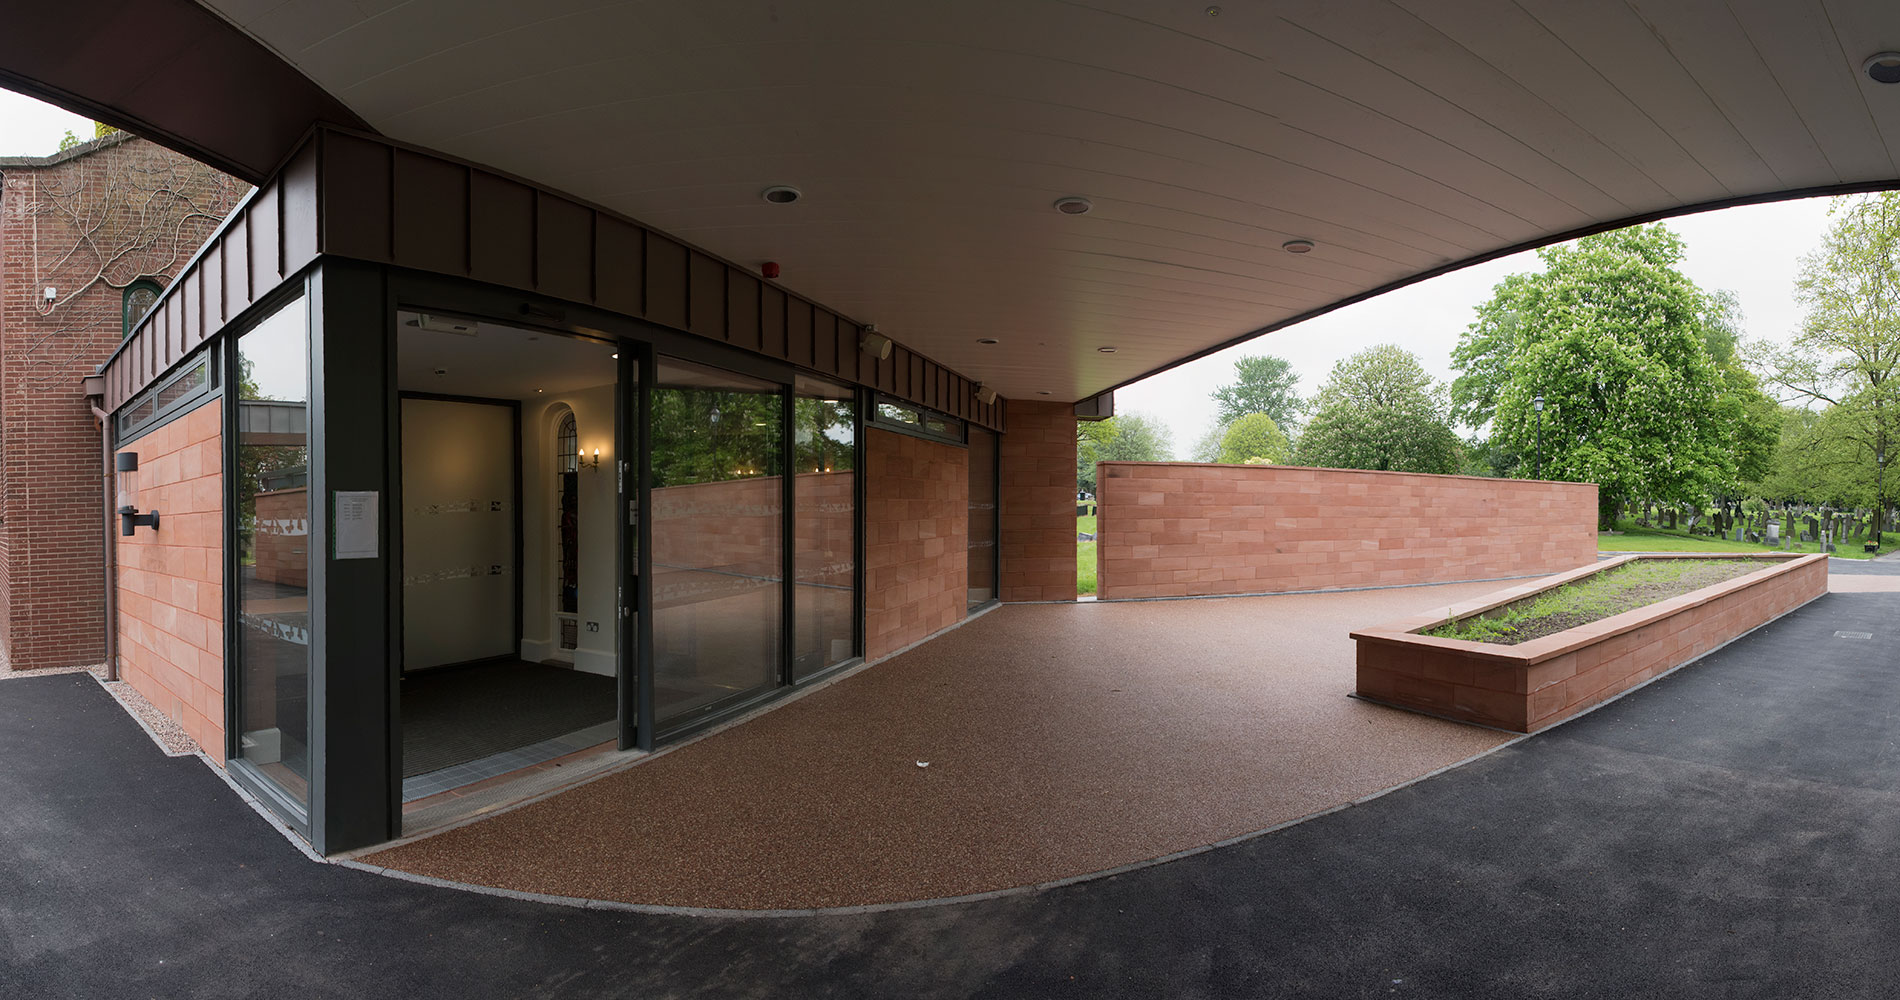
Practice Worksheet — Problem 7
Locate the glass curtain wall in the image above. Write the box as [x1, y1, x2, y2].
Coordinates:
[649, 359, 784, 730]
[968, 426, 998, 609]
[234, 295, 313, 805]
[793, 377, 857, 679]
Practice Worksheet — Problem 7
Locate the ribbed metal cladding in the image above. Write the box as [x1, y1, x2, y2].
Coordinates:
[100, 128, 1007, 432]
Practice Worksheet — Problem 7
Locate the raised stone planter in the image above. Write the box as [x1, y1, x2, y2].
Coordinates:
[1350, 553, 1829, 733]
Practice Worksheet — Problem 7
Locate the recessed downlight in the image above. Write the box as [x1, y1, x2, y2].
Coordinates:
[1054, 196, 1093, 215]
[1097, 346, 1118, 354]
[1282, 239, 1316, 254]
[762, 185, 802, 205]
[1866, 52, 1900, 84]
[1037, 390, 1053, 396]
[977, 337, 1000, 345]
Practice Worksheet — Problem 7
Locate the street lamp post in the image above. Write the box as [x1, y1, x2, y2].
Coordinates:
[1878, 446, 1887, 551]
[1533, 395, 1545, 480]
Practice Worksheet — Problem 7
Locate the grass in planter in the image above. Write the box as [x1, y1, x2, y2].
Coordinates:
[1424, 558, 1778, 645]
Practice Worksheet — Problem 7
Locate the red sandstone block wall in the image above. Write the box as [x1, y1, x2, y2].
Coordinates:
[999, 400, 1076, 602]
[252, 488, 310, 586]
[1096, 463, 1598, 600]
[115, 401, 225, 759]
[865, 428, 967, 659]
[1354, 554, 1827, 732]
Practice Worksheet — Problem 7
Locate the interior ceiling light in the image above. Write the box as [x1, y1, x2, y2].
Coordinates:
[1038, 390, 1053, 396]
[1866, 52, 1900, 84]
[978, 337, 999, 345]
[762, 185, 802, 205]
[1054, 196, 1093, 215]
[1097, 346, 1118, 354]
[1282, 239, 1316, 254]
[1206, 5, 1222, 16]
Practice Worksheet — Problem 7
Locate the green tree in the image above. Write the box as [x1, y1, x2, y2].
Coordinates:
[1188, 423, 1226, 463]
[1757, 192, 1900, 530]
[1293, 344, 1461, 474]
[1076, 413, 1172, 494]
[1217, 412, 1290, 464]
[1210, 354, 1303, 430]
[56, 130, 80, 152]
[1451, 225, 1738, 527]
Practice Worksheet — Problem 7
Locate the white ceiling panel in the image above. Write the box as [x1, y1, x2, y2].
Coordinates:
[199, 0, 1900, 403]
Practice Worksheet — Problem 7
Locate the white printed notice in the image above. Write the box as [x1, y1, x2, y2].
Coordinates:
[333, 491, 380, 559]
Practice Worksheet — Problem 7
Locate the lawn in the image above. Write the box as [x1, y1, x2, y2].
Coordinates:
[1599, 519, 1895, 560]
[1077, 514, 1096, 596]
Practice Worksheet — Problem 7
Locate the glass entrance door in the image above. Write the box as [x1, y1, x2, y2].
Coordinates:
[646, 358, 785, 733]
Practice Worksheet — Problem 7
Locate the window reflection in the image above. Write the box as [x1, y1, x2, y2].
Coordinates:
[650, 359, 783, 729]
[794, 378, 856, 678]
[968, 426, 998, 609]
[235, 296, 312, 805]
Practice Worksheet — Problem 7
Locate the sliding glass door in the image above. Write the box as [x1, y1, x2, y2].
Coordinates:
[647, 358, 785, 732]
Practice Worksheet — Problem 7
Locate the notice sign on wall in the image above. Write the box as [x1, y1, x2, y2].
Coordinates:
[333, 491, 380, 560]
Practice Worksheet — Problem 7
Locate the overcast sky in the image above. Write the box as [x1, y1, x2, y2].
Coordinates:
[0, 87, 1841, 445]
[1120, 195, 1841, 456]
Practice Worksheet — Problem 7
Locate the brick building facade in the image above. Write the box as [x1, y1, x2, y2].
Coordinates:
[0, 131, 244, 671]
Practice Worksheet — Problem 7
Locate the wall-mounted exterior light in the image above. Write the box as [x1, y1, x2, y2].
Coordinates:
[861, 325, 895, 360]
[115, 452, 159, 535]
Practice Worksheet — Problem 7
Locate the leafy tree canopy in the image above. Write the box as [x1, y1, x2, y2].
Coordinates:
[1755, 192, 1900, 524]
[1211, 354, 1303, 430]
[1292, 344, 1461, 474]
[1076, 413, 1172, 493]
[1217, 412, 1290, 464]
[1450, 224, 1749, 526]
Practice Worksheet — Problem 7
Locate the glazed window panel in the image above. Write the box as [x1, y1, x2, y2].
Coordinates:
[649, 358, 784, 729]
[234, 295, 312, 806]
[793, 377, 856, 679]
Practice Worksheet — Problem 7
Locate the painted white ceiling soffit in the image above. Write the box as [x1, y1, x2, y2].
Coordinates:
[200, 0, 1900, 402]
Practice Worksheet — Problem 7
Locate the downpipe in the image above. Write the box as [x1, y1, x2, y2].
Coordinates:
[89, 401, 118, 682]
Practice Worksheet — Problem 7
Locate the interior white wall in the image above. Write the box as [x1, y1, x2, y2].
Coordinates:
[401, 398, 517, 671]
[520, 385, 618, 676]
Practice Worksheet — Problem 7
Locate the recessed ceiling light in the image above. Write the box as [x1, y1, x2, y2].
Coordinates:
[1865, 52, 1900, 84]
[1206, 5, 1222, 16]
[1054, 196, 1093, 215]
[1282, 239, 1316, 254]
[1097, 346, 1118, 354]
[977, 338, 999, 345]
[762, 185, 802, 205]
[611, 353, 619, 359]
[1038, 390, 1053, 396]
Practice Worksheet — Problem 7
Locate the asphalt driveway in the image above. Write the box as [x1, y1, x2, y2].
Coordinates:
[3, 573, 1898, 998]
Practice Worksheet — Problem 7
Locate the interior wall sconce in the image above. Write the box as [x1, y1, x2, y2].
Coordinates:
[860, 324, 895, 360]
[115, 452, 159, 535]
[580, 447, 601, 471]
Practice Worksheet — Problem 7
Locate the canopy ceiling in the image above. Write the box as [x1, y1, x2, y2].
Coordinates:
[6, 1, 1898, 402]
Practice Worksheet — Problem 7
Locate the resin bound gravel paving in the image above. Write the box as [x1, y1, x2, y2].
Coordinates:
[364, 582, 1512, 909]
[6, 569, 1900, 998]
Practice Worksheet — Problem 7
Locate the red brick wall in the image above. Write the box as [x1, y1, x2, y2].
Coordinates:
[865, 428, 967, 659]
[999, 401, 1076, 602]
[1353, 553, 1828, 732]
[0, 134, 244, 670]
[115, 401, 225, 759]
[1096, 463, 1598, 600]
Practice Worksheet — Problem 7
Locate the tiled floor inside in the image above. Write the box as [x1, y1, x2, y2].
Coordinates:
[401, 721, 619, 802]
